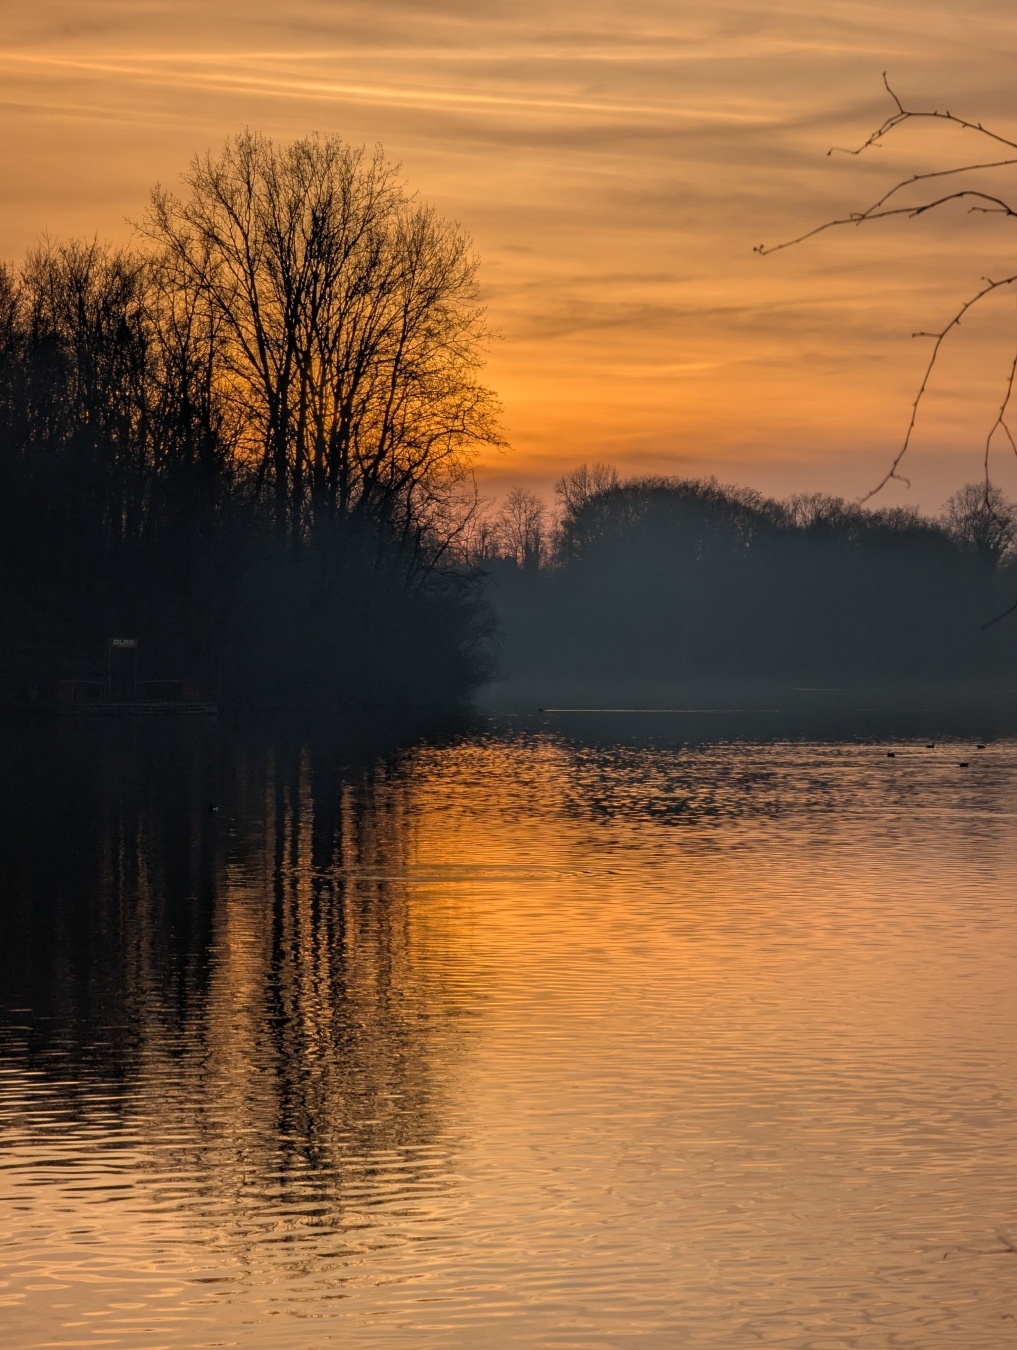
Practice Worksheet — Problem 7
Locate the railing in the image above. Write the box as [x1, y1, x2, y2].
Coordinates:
[58, 678, 207, 706]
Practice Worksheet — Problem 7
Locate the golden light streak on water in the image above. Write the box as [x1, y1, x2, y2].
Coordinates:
[2, 725, 1017, 1346]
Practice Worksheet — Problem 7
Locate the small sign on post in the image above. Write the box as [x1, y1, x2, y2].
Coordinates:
[108, 638, 138, 702]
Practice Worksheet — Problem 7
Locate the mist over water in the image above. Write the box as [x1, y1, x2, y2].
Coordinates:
[2, 714, 1017, 1348]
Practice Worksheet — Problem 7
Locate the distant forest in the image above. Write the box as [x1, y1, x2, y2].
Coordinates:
[478, 467, 1017, 684]
[0, 133, 499, 713]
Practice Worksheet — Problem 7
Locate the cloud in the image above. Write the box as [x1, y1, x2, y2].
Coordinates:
[3, 0, 1017, 492]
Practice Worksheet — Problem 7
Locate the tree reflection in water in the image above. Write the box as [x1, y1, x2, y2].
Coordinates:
[0, 719, 477, 1258]
[4, 717, 1017, 1348]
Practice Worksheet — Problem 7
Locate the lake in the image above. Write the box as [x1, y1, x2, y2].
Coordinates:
[2, 707, 1017, 1348]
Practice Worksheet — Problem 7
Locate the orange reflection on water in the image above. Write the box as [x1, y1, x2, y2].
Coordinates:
[2, 726, 1017, 1346]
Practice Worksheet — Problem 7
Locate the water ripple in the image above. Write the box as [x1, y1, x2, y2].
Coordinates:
[1, 728, 1016, 1346]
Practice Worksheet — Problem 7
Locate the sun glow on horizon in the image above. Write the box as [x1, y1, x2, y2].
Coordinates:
[5, 1, 1017, 509]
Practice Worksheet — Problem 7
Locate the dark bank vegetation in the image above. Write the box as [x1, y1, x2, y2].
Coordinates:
[477, 468, 1017, 683]
[0, 132, 500, 711]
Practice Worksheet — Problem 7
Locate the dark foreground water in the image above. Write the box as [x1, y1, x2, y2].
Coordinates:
[2, 710, 1017, 1348]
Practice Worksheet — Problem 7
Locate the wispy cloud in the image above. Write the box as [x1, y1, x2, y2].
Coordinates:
[3, 0, 1017, 505]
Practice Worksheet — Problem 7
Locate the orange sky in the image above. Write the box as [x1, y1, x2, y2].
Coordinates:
[4, 1, 1017, 510]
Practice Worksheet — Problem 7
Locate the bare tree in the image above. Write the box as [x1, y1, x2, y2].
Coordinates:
[555, 462, 619, 518]
[145, 132, 502, 547]
[942, 481, 1017, 565]
[495, 486, 549, 571]
[146, 244, 235, 490]
[17, 240, 153, 544]
[552, 462, 621, 562]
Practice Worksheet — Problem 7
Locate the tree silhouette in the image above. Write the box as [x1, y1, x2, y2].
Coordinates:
[494, 487, 549, 571]
[942, 481, 1017, 566]
[0, 134, 501, 711]
[145, 133, 501, 549]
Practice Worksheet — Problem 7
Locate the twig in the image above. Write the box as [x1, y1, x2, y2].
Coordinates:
[830, 73, 1017, 159]
[756, 76, 1017, 503]
[862, 274, 1017, 502]
[756, 193, 1017, 258]
[981, 596, 1017, 629]
[984, 348, 1017, 478]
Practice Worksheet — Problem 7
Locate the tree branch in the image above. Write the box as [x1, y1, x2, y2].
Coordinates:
[756, 77, 1017, 503]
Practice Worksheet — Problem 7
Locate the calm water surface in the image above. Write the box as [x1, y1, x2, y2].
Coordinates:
[2, 717, 1017, 1347]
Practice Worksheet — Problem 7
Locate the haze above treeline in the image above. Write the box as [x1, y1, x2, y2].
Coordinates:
[2, 130, 1016, 715]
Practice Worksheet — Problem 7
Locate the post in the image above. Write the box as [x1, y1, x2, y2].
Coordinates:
[108, 639, 138, 702]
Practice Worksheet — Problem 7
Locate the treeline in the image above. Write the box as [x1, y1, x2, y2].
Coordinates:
[0, 133, 499, 711]
[479, 467, 1017, 683]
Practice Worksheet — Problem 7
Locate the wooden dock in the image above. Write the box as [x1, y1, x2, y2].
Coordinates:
[66, 698, 218, 716]
[56, 675, 217, 716]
